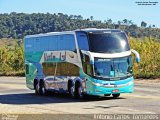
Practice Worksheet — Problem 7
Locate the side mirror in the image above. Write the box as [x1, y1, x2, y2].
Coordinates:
[131, 49, 140, 63]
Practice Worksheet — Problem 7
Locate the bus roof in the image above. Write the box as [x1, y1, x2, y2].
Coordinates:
[25, 28, 122, 39]
[75, 28, 122, 33]
[25, 31, 75, 39]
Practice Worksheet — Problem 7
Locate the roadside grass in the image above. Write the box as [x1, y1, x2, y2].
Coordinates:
[130, 37, 160, 78]
[0, 70, 25, 77]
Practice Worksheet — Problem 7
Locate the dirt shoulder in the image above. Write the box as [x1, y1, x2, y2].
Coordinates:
[135, 78, 160, 85]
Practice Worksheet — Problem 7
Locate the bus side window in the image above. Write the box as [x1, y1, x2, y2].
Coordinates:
[25, 64, 29, 74]
[82, 62, 87, 73]
[76, 32, 89, 51]
[82, 54, 93, 76]
[87, 64, 93, 76]
[56, 62, 79, 76]
[42, 63, 56, 76]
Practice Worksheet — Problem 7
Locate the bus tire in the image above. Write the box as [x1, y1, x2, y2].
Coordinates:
[35, 80, 40, 95]
[68, 81, 75, 98]
[75, 82, 84, 99]
[112, 93, 120, 98]
[39, 80, 48, 96]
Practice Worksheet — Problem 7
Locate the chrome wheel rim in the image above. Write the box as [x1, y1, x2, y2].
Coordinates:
[36, 82, 39, 93]
[41, 86, 45, 94]
[78, 86, 83, 97]
[70, 86, 74, 97]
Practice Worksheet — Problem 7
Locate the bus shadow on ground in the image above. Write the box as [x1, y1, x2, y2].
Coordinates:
[0, 93, 125, 105]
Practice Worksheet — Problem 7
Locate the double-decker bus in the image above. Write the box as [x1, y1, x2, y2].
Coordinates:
[24, 28, 140, 98]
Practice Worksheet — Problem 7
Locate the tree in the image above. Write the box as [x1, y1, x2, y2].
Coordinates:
[141, 21, 147, 28]
[152, 25, 155, 28]
[117, 21, 121, 25]
[90, 16, 93, 21]
[123, 19, 128, 25]
[107, 19, 112, 24]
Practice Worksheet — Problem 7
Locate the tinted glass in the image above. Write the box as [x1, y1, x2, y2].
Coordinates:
[25, 34, 76, 52]
[76, 32, 89, 50]
[57, 34, 76, 51]
[82, 54, 93, 76]
[42, 62, 79, 76]
[56, 62, 79, 76]
[42, 63, 56, 75]
[88, 32, 130, 53]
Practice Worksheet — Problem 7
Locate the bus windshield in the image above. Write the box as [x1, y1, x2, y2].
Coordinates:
[94, 56, 132, 79]
[88, 32, 130, 53]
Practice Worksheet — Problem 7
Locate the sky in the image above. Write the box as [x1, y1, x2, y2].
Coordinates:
[0, 0, 160, 27]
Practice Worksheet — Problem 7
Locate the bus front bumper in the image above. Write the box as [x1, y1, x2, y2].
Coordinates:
[85, 78, 134, 96]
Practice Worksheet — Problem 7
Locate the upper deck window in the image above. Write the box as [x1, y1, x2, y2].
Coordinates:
[88, 31, 130, 53]
[25, 34, 76, 52]
[76, 32, 89, 51]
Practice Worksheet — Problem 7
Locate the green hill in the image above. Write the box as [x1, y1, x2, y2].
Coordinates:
[0, 12, 160, 39]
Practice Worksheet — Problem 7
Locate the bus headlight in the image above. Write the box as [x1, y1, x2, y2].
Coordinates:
[92, 81, 101, 86]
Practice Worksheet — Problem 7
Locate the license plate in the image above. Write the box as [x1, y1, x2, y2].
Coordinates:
[112, 89, 119, 93]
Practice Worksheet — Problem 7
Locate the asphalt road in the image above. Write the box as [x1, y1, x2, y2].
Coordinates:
[0, 77, 160, 119]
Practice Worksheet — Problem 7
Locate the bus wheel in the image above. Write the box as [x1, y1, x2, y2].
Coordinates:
[69, 85, 75, 98]
[35, 81, 40, 95]
[75, 83, 84, 99]
[112, 93, 120, 98]
[39, 80, 48, 96]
